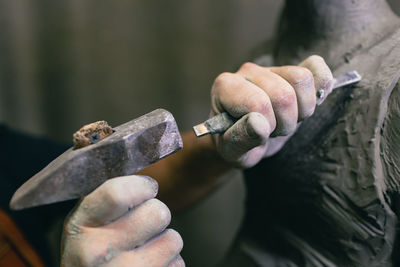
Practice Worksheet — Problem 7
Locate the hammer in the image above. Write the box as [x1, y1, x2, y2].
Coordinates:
[10, 109, 183, 210]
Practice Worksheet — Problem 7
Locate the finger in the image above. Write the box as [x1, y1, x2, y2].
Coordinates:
[211, 71, 276, 130]
[135, 229, 183, 266]
[299, 55, 333, 105]
[218, 112, 271, 168]
[236, 62, 298, 136]
[268, 66, 316, 120]
[68, 175, 158, 227]
[104, 229, 183, 267]
[168, 255, 185, 267]
[66, 199, 171, 266]
[97, 198, 171, 250]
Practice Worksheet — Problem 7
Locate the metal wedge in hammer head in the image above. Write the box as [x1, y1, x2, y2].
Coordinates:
[10, 109, 183, 210]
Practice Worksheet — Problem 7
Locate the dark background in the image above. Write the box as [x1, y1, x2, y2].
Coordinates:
[0, 0, 285, 141]
[1, 1, 399, 266]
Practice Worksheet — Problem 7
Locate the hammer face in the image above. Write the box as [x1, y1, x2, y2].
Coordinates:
[10, 109, 183, 210]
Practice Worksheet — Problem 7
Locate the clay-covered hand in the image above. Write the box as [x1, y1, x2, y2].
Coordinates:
[210, 55, 333, 168]
[61, 175, 184, 267]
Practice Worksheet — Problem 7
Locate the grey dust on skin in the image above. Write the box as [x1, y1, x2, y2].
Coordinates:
[221, 0, 400, 266]
[193, 71, 361, 137]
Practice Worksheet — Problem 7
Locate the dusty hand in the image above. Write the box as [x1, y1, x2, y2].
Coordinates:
[61, 175, 184, 267]
[210, 55, 333, 168]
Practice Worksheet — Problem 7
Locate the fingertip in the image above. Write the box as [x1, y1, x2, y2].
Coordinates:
[140, 199, 172, 232]
[168, 254, 185, 267]
[218, 113, 270, 166]
[74, 175, 159, 227]
[299, 55, 332, 79]
[164, 229, 184, 253]
[102, 175, 158, 203]
[299, 99, 316, 119]
[246, 112, 271, 141]
[225, 113, 269, 148]
[304, 55, 324, 63]
[299, 55, 326, 68]
[299, 55, 333, 105]
[135, 175, 159, 195]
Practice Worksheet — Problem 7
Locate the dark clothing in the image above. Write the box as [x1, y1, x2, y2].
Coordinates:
[0, 125, 74, 266]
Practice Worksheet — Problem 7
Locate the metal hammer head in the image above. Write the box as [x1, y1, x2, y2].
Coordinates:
[10, 109, 183, 210]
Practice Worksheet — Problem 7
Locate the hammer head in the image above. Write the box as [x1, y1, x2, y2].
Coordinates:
[10, 109, 183, 210]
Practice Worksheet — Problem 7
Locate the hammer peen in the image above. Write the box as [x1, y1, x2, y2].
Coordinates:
[10, 109, 183, 210]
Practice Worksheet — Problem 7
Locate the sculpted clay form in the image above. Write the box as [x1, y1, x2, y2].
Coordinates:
[236, 0, 400, 266]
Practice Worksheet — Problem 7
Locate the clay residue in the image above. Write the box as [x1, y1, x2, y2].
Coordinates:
[73, 121, 113, 149]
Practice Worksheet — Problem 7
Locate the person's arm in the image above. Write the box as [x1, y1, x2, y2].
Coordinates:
[141, 55, 334, 212]
[139, 132, 231, 212]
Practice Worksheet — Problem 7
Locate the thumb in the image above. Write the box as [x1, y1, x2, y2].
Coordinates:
[299, 55, 333, 105]
[217, 112, 271, 168]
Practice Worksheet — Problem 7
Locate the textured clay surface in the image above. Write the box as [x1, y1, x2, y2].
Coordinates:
[237, 1, 400, 266]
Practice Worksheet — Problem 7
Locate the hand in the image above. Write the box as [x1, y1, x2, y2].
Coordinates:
[210, 55, 333, 168]
[61, 175, 184, 267]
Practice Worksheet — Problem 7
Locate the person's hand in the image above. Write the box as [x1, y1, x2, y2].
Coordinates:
[210, 55, 333, 168]
[61, 175, 184, 267]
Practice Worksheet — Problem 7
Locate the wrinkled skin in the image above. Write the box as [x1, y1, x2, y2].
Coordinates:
[61, 175, 184, 267]
[211, 55, 333, 168]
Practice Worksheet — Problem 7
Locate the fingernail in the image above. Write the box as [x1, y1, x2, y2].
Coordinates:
[137, 175, 159, 194]
[317, 89, 325, 99]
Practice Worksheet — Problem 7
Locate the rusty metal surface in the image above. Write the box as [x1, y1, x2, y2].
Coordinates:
[10, 109, 183, 210]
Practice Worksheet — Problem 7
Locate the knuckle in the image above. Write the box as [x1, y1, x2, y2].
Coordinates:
[287, 67, 314, 87]
[246, 94, 271, 115]
[214, 72, 235, 88]
[307, 54, 324, 63]
[102, 177, 115, 188]
[75, 239, 109, 266]
[275, 87, 297, 110]
[212, 72, 239, 97]
[300, 55, 329, 72]
[239, 61, 257, 72]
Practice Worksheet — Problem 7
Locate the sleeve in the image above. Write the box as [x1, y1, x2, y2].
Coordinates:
[0, 124, 73, 266]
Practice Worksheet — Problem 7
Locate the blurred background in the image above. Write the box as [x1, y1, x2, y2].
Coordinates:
[1, 0, 399, 266]
[0, 0, 285, 140]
